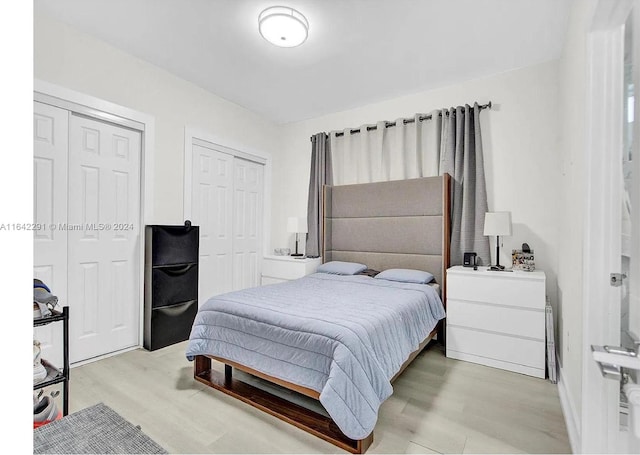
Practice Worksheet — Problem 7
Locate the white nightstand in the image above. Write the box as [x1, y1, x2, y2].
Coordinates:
[261, 255, 322, 285]
[446, 265, 547, 378]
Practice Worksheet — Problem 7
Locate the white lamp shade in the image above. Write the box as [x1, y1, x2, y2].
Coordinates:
[287, 217, 308, 234]
[258, 6, 309, 48]
[483, 212, 512, 236]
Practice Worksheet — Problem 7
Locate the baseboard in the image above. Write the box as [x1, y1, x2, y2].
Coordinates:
[70, 345, 139, 368]
[557, 364, 581, 454]
[446, 349, 545, 378]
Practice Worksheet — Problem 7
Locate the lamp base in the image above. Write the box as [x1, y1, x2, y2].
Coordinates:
[290, 253, 304, 258]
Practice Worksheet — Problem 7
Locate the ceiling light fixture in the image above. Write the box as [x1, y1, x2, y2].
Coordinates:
[258, 6, 309, 48]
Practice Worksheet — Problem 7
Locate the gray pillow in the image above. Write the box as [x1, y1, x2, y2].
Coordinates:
[374, 268, 434, 284]
[316, 261, 367, 275]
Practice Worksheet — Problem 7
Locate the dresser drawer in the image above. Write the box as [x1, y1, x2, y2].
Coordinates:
[446, 326, 545, 370]
[149, 225, 199, 266]
[447, 273, 544, 310]
[151, 263, 198, 309]
[447, 298, 545, 340]
[145, 299, 198, 351]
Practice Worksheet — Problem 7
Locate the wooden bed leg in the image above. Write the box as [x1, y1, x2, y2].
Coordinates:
[437, 319, 446, 347]
[357, 433, 373, 453]
[224, 364, 232, 385]
[194, 355, 211, 378]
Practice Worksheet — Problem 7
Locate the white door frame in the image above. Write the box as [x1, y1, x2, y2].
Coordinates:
[34, 79, 155, 351]
[581, 1, 635, 453]
[182, 126, 272, 257]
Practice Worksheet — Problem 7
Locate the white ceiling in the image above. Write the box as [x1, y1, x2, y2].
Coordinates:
[35, 0, 571, 124]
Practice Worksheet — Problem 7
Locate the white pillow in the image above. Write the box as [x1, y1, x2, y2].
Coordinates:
[316, 261, 367, 275]
[374, 268, 434, 284]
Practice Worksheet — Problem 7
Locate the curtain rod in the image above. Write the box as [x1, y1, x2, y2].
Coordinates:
[311, 101, 492, 140]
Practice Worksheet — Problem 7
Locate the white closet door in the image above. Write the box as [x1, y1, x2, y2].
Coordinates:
[67, 114, 141, 362]
[191, 144, 234, 304]
[33, 102, 68, 367]
[232, 158, 264, 291]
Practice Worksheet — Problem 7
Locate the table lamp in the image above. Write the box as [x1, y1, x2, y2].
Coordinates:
[287, 217, 307, 257]
[483, 211, 512, 270]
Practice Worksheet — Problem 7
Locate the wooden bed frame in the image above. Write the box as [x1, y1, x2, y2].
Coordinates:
[193, 175, 451, 453]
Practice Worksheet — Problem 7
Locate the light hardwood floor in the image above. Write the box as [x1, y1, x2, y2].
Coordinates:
[65, 341, 571, 454]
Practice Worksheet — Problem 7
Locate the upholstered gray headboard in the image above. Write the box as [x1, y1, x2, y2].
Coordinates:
[323, 175, 451, 302]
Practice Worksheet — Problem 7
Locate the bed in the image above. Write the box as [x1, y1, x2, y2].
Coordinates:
[186, 174, 451, 453]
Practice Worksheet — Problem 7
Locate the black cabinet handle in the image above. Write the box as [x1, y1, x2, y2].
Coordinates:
[157, 263, 196, 276]
[156, 300, 197, 316]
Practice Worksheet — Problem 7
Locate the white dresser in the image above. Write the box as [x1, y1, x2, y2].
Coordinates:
[446, 265, 547, 378]
[261, 255, 322, 285]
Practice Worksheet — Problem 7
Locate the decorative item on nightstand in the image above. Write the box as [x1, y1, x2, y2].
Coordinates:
[483, 211, 512, 271]
[512, 242, 536, 271]
[463, 252, 477, 268]
[287, 217, 307, 257]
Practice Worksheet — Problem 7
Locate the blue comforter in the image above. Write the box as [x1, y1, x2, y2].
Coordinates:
[185, 272, 445, 439]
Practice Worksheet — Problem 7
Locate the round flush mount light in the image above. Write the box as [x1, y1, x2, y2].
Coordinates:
[258, 6, 309, 48]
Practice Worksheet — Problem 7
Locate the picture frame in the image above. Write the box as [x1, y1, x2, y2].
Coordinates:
[512, 249, 535, 271]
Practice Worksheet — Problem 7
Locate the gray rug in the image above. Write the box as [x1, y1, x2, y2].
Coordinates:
[33, 402, 168, 454]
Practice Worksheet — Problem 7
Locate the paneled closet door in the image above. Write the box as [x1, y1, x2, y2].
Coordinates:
[33, 102, 68, 368]
[67, 114, 141, 362]
[232, 157, 264, 291]
[191, 145, 234, 304]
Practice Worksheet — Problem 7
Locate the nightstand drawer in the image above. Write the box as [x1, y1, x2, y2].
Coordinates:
[447, 273, 544, 310]
[447, 326, 545, 370]
[447, 299, 545, 340]
[261, 256, 322, 283]
[263, 259, 310, 280]
[261, 276, 286, 285]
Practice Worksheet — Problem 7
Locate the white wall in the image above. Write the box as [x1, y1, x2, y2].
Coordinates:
[34, 12, 281, 224]
[274, 61, 562, 306]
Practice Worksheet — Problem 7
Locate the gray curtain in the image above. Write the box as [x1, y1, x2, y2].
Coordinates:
[305, 133, 332, 257]
[439, 103, 490, 266]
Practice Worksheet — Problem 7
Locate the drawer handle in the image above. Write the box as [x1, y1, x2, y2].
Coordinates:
[156, 300, 197, 316]
[158, 264, 196, 276]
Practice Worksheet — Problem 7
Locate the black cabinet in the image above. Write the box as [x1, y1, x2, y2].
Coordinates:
[144, 222, 199, 351]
